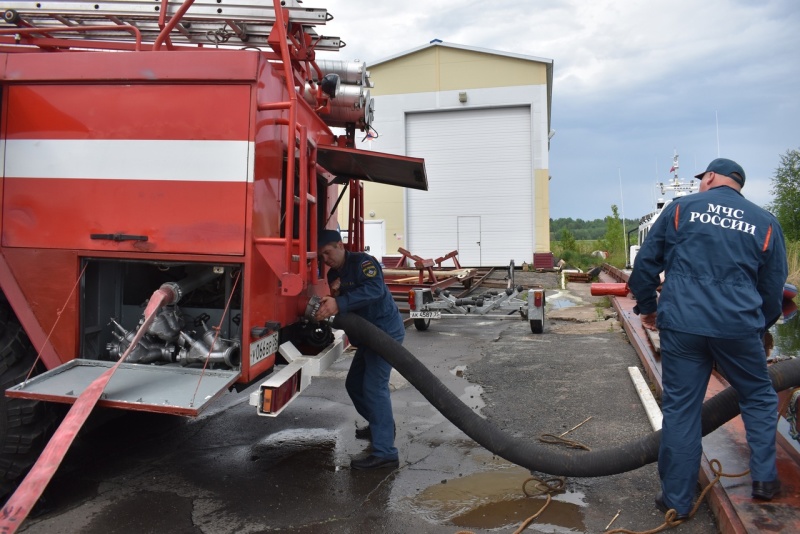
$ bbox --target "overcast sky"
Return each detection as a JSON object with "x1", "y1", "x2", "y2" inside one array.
[{"x1": 319, "y1": 0, "x2": 799, "y2": 221}]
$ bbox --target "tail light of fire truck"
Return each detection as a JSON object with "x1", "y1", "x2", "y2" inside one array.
[
  {"x1": 249, "y1": 330, "x2": 344, "y2": 416},
  {"x1": 252, "y1": 361, "x2": 305, "y2": 416}
]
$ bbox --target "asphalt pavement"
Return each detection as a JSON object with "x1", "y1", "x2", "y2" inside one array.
[{"x1": 17, "y1": 276, "x2": 719, "y2": 534}]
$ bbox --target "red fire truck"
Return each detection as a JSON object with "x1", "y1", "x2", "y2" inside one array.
[{"x1": 0, "y1": 0, "x2": 427, "y2": 497}]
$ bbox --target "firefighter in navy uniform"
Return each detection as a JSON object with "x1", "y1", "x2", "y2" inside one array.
[
  {"x1": 314, "y1": 229, "x2": 404, "y2": 470},
  {"x1": 628, "y1": 158, "x2": 788, "y2": 520}
]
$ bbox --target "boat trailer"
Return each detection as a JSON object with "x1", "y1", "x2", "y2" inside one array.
[
  {"x1": 407, "y1": 283, "x2": 546, "y2": 334},
  {"x1": 383, "y1": 247, "x2": 477, "y2": 297}
]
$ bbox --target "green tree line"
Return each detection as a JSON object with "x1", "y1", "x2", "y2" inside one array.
[
  {"x1": 769, "y1": 146, "x2": 800, "y2": 286},
  {"x1": 550, "y1": 216, "x2": 639, "y2": 242},
  {"x1": 550, "y1": 205, "x2": 635, "y2": 269},
  {"x1": 769, "y1": 147, "x2": 800, "y2": 243},
  {"x1": 550, "y1": 147, "x2": 799, "y2": 276}
]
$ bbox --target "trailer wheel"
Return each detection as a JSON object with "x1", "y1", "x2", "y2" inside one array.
[
  {"x1": 0, "y1": 300, "x2": 60, "y2": 499},
  {"x1": 413, "y1": 318, "x2": 431, "y2": 331},
  {"x1": 530, "y1": 319, "x2": 544, "y2": 334}
]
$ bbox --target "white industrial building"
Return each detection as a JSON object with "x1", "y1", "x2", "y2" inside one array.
[{"x1": 349, "y1": 40, "x2": 554, "y2": 268}]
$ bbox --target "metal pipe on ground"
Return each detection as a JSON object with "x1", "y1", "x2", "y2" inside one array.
[{"x1": 591, "y1": 283, "x2": 629, "y2": 297}]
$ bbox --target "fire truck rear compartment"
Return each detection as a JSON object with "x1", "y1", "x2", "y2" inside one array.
[
  {"x1": 6, "y1": 259, "x2": 244, "y2": 415},
  {"x1": 81, "y1": 259, "x2": 242, "y2": 365}
]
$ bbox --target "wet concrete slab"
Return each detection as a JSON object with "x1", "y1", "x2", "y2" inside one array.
[{"x1": 18, "y1": 279, "x2": 720, "y2": 534}]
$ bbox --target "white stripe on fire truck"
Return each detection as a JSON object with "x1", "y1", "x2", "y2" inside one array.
[{"x1": 4, "y1": 139, "x2": 254, "y2": 182}]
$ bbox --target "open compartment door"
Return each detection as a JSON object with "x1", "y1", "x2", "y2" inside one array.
[
  {"x1": 6, "y1": 360, "x2": 240, "y2": 417},
  {"x1": 317, "y1": 145, "x2": 428, "y2": 191}
]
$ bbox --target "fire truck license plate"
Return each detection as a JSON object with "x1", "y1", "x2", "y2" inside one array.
[
  {"x1": 250, "y1": 332, "x2": 279, "y2": 366},
  {"x1": 410, "y1": 311, "x2": 441, "y2": 319}
]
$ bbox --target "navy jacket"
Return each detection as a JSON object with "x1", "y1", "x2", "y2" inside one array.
[
  {"x1": 328, "y1": 250, "x2": 405, "y2": 343},
  {"x1": 628, "y1": 185, "x2": 787, "y2": 338}
]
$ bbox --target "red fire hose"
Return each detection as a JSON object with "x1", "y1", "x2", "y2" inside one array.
[{"x1": 0, "y1": 288, "x2": 171, "y2": 533}]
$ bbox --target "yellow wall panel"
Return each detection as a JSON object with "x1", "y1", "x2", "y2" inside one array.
[
  {"x1": 364, "y1": 182, "x2": 406, "y2": 254},
  {"x1": 534, "y1": 169, "x2": 551, "y2": 252},
  {"x1": 372, "y1": 47, "x2": 548, "y2": 95}
]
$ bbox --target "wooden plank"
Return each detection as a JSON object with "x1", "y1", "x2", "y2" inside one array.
[{"x1": 645, "y1": 329, "x2": 661, "y2": 355}]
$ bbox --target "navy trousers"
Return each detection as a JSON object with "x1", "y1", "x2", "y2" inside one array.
[
  {"x1": 345, "y1": 337, "x2": 402, "y2": 460},
  {"x1": 659, "y1": 329, "x2": 778, "y2": 514}
]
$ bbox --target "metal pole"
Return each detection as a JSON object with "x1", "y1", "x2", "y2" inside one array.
[{"x1": 619, "y1": 169, "x2": 628, "y2": 266}]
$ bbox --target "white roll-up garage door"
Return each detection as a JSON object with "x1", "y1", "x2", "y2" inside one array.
[{"x1": 406, "y1": 107, "x2": 533, "y2": 267}]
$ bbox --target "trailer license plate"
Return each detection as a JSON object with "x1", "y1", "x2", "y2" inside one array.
[
  {"x1": 410, "y1": 311, "x2": 441, "y2": 319},
  {"x1": 250, "y1": 332, "x2": 279, "y2": 366}
]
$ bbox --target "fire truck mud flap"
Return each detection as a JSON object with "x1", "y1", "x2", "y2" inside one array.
[{"x1": 5, "y1": 360, "x2": 240, "y2": 417}]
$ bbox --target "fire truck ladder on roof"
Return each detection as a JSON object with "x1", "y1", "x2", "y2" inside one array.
[{"x1": 0, "y1": 0, "x2": 342, "y2": 50}]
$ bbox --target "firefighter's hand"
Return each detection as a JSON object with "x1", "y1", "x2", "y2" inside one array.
[
  {"x1": 315, "y1": 296, "x2": 339, "y2": 321},
  {"x1": 640, "y1": 312, "x2": 657, "y2": 331}
]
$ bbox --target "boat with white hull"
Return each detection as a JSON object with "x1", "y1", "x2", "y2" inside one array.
[{"x1": 629, "y1": 151, "x2": 699, "y2": 266}]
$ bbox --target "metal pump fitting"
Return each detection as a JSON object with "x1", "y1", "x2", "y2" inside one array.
[
  {"x1": 303, "y1": 295, "x2": 324, "y2": 323},
  {"x1": 107, "y1": 318, "x2": 175, "y2": 364},
  {"x1": 176, "y1": 331, "x2": 240, "y2": 368},
  {"x1": 147, "y1": 305, "x2": 183, "y2": 343}
]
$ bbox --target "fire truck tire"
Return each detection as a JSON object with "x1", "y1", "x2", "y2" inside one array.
[
  {"x1": 413, "y1": 318, "x2": 430, "y2": 331},
  {"x1": 530, "y1": 319, "x2": 544, "y2": 334},
  {"x1": 333, "y1": 312, "x2": 800, "y2": 477},
  {"x1": 0, "y1": 301, "x2": 60, "y2": 500}
]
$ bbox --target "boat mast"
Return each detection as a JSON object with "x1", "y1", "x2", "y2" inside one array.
[{"x1": 657, "y1": 151, "x2": 698, "y2": 198}]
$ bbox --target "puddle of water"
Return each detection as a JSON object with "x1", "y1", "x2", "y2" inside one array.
[
  {"x1": 452, "y1": 496, "x2": 584, "y2": 531},
  {"x1": 547, "y1": 290, "x2": 580, "y2": 310},
  {"x1": 244, "y1": 428, "x2": 338, "y2": 471},
  {"x1": 461, "y1": 384, "x2": 485, "y2": 414},
  {"x1": 550, "y1": 299, "x2": 578, "y2": 310},
  {"x1": 450, "y1": 366, "x2": 486, "y2": 414},
  {"x1": 410, "y1": 464, "x2": 585, "y2": 531},
  {"x1": 83, "y1": 490, "x2": 197, "y2": 533},
  {"x1": 451, "y1": 365, "x2": 466, "y2": 378}
]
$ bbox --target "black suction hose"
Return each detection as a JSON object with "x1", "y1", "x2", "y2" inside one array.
[{"x1": 332, "y1": 313, "x2": 800, "y2": 477}]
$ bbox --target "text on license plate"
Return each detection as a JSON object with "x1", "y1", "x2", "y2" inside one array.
[
  {"x1": 410, "y1": 311, "x2": 441, "y2": 319},
  {"x1": 250, "y1": 332, "x2": 279, "y2": 366}
]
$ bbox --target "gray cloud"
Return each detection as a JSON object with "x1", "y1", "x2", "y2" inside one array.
[{"x1": 322, "y1": 0, "x2": 800, "y2": 219}]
